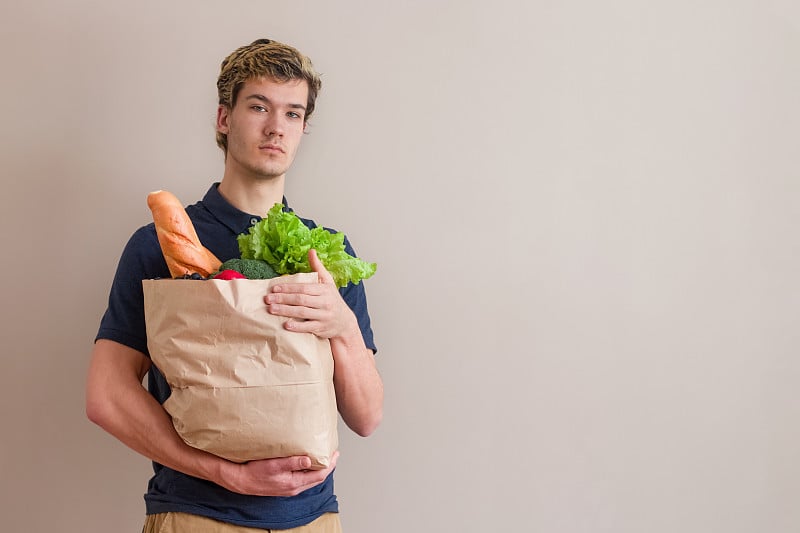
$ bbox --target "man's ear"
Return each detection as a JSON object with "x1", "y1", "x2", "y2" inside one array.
[{"x1": 216, "y1": 105, "x2": 230, "y2": 134}]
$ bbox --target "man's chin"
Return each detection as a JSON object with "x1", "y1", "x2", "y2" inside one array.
[{"x1": 247, "y1": 167, "x2": 287, "y2": 181}]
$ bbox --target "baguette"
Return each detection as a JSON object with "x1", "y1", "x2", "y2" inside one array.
[{"x1": 147, "y1": 190, "x2": 222, "y2": 278}]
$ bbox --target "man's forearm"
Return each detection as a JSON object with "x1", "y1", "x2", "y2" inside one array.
[
  {"x1": 331, "y1": 322, "x2": 384, "y2": 437},
  {"x1": 86, "y1": 340, "x2": 229, "y2": 486},
  {"x1": 86, "y1": 339, "x2": 336, "y2": 497}
]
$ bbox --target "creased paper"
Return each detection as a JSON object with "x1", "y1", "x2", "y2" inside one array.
[{"x1": 143, "y1": 273, "x2": 337, "y2": 468}]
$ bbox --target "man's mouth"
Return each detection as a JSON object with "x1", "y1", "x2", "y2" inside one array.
[{"x1": 260, "y1": 144, "x2": 285, "y2": 153}]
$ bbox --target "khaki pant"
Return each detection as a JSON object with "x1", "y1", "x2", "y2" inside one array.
[{"x1": 142, "y1": 511, "x2": 342, "y2": 533}]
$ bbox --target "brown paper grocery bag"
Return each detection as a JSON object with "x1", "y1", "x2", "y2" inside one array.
[{"x1": 142, "y1": 273, "x2": 337, "y2": 469}]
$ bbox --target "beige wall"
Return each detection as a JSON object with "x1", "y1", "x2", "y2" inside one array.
[{"x1": 2, "y1": 1, "x2": 799, "y2": 531}]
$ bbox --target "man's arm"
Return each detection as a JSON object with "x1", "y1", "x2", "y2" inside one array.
[
  {"x1": 266, "y1": 249, "x2": 384, "y2": 436},
  {"x1": 85, "y1": 339, "x2": 337, "y2": 496},
  {"x1": 329, "y1": 324, "x2": 384, "y2": 437}
]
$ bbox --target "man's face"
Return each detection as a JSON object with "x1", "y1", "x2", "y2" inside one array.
[{"x1": 216, "y1": 77, "x2": 309, "y2": 181}]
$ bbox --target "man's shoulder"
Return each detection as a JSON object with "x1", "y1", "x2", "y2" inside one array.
[
  {"x1": 124, "y1": 222, "x2": 159, "y2": 259},
  {"x1": 117, "y1": 222, "x2": 169, "y2": 279}
]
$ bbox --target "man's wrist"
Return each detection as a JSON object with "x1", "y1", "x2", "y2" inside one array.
[
  {"x1": 332, "y1": 311, "x2": 365, "y2": 350},
  {"x1": 213, "y1": 457, "x2": 241, "y2": 493}
]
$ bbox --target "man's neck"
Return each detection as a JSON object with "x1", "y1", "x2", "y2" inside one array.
[{"x1": 217, "y1": 174, "x2": 286, "y2": 216}]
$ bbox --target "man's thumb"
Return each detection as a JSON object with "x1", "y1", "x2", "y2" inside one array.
[
  {"x1": 286, "y1": 456, "x2": 312, "y2": 471},
  {"x1": 308, "y1": 248, "x2": 334, "y2": 284}
]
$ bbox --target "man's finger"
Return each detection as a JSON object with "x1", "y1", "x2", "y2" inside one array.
[
  {"x1": 278, "y1": 455, "x2": 312, "y2": 472},
  {"x1": 308, "y1": 249, "x2": 335, "y2": 285},
  {"x1": 268, "y1": 282, "x2": 324, "y2": 295},
  {"x1": 294, "y1": 451, "x2": 339, "y2": 479}
]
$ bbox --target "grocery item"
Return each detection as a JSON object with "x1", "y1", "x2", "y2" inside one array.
[{"x1": 147, "y1": 190, "x2": 222, "y2": 278}]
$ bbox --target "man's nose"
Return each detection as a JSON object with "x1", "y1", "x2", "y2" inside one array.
[{"x1": 264, "y1": 114, "x2": 284, "y2": 136}]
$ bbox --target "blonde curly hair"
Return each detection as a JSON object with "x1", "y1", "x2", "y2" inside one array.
[{"x1": 216, "y1": 39, "x2": 322, "y2": 153}]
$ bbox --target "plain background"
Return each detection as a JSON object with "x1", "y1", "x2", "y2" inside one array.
[{"x1": 1, "y1": 1, "x2": 799, "y2": 531}]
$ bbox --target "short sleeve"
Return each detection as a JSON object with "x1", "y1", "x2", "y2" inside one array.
[
  {"x1": 95, "y1": 224, "x2": 170, "y2": 356},
  {"x1": 339, "y1": 235, "x2": 377, "y2": 354}
]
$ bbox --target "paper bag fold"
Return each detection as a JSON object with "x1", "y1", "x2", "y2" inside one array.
[{"x1": 143, "y1": 273, "x2": 337, "y2": 468}]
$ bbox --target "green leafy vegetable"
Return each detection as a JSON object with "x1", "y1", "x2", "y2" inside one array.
[{"x1": 237, "y1": 204, "x2": 377, "y2": 288}]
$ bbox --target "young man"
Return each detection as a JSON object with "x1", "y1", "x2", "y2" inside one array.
[{"x1": 86, "y1": 39, "x2": 383, "y2": 532}]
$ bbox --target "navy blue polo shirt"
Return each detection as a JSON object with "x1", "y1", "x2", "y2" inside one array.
[{"x1": 96, "y1": 183, "x2": 376, "y2": 529}]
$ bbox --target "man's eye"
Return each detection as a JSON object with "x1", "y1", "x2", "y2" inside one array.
[
  {"x1": 287, "y1": 112, "x2": 302, "y2": 119},
  {"x1": 252, "y1": 105, "x2": 267, "y2": 112}
]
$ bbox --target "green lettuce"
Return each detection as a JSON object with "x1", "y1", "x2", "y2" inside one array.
[{"x1": 237, "y1": 203, "x2": 377, "y2": 288}]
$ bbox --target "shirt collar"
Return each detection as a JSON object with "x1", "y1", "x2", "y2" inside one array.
[{"x1": 201, "y1": 182, "x2": 291, "y2": 235}]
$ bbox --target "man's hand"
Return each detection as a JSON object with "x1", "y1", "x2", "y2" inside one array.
[
  {"x1": 265, "y1": 248, "x2": 384, "y2": 437},
  {"x1": 265, "y1": 249, "x2": 357, "y2": 339},
  {"x1": 87, "y1": 340, "x2": 339, "y2": 497},
  {"x1": 221, "y1": 451, "x2": 339, "y2": 497}
]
